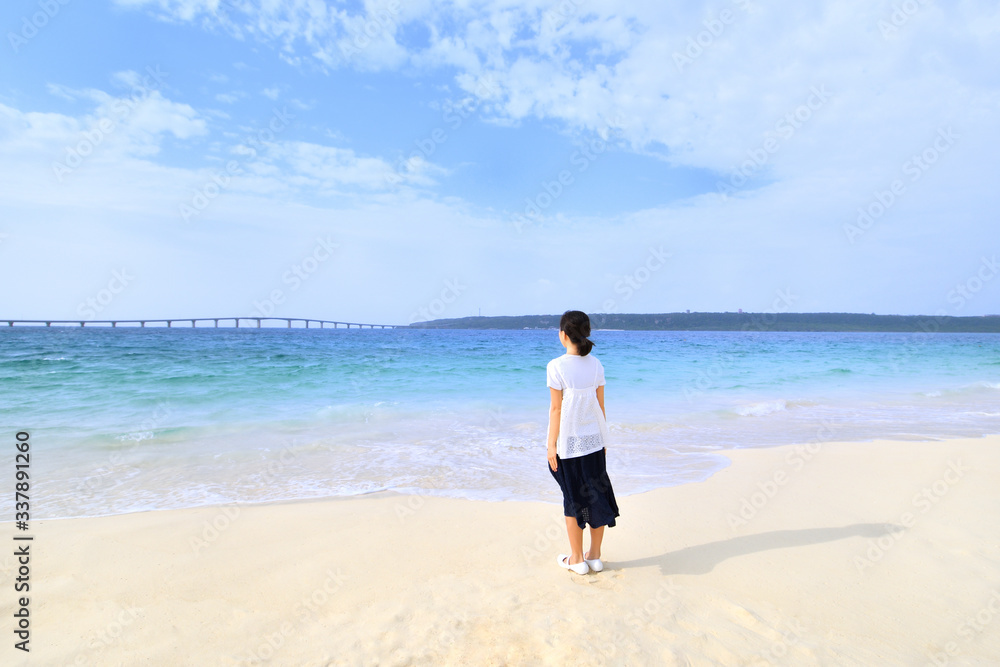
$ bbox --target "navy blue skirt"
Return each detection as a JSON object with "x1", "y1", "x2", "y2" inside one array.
[{"x1": 549, "y1": 447, "x2": 620, "y2": 529}]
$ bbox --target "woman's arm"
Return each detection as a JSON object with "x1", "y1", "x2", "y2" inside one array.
[
  {"x1": 547, "y1": 387, "x2": 562, "y2": 472},
  {"x1": 597, "y1": 384, "x2": 606, "y2": 452}
]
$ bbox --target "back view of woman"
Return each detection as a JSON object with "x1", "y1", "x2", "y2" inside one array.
[{"x1": 546, "y1": 310, "x2": 620, "y2": 575}]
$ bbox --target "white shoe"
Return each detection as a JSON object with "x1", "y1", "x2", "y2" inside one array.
[
  {"x1": 584, "y1": 553, "x2": 604, "y2": 572},
  {"x1": 556, "y1": 554, "x2": 590, "y2": 575}
]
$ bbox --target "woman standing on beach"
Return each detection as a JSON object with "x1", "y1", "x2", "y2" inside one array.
[{"x1": 546, "y1": 310, "x2": 620, "y2": 575}]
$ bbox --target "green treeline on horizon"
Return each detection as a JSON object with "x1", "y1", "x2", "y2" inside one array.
[{"x1": 407, "y1": 312, "x2": 1000, "y2": 333}]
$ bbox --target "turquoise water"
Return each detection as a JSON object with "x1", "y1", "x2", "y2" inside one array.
[{"x1": 2, "y1": 327, "x2": 998, "y2": 519}]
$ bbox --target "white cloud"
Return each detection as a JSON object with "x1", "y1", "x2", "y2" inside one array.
[
  {"x1": 115, "y1": 0, "x2": 411, "y2": 71},
  {"x1": 5, "y1": 1, "x2": 998, "y2": 321},
  {"x1": 261, "y1": 87, "x2": 280, "y2": 100},
  {"x1": 263, "y1": 140, "x2": 446, "y2": 193},
  {"x1": 111, "y1": 0, "x2": 1000, "y2": 187},
  {"x1": 0, "y1": 78, "x2": 445, "y2": 219},
  {"x1": 12, "y1": 79, "x2": 207, "y2": 166},
  {"x1": 214, "y1": 92, "x2": 244, "y2": 104}
]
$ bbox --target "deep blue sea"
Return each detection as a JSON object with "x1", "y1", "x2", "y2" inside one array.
[{"x1": 2, "y1": 327, "x2": 998, "y2": 519}]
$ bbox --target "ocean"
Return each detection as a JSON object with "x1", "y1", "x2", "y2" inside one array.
[{"x1": 2, "y1": 326, "x2": 998, "y2": 519}]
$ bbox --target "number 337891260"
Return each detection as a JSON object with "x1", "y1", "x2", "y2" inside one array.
[{"x1": 15, "y1": 431, "x2": 30, "y2": 519}]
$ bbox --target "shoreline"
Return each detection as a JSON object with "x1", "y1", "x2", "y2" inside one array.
[
  {"x1": 8, "y1": 435, "x2": 1000, "y2": 665},
  {"x1": 17, "y1": 428, "x2": 1000, "y2": 524}
]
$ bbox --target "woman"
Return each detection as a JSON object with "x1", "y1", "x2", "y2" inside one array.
[{"x1": 546, "y1": 310, "x2": 620, "y2": 575}]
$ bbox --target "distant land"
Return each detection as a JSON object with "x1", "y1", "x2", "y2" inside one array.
[{"x1": 407, "y1": 312, "x2": 1000, "y2": 333}]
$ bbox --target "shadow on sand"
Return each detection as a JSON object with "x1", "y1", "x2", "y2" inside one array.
[{"x1": 613, "y1": 523, "x2": 904, "y2": 575}]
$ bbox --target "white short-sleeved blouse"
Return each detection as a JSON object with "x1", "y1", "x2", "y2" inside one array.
[{"x1": 546, "y1": 353, "x2": 609, "y2": 459}]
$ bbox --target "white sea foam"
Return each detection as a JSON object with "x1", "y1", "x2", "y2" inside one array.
[
  {"x1": 734, "y1": 399, "x2": 788, "y2": 417},
  {"x1": 922, "y1": 381, "x2": 1000, "y2": 398},
  {"x1": 11, "y1": 327, "x2": 1000, "y2": 520},
  {"x1": 115, "y1": 431, "x2": 155, "y2": 442}
]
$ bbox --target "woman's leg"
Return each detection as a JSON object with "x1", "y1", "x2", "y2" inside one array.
[
  {"x1": 586, "y1": 525, "x2": 605, "y2": 560},
  {"x1": 564, "y1": 516, "x2": 585, "y2": 565}
]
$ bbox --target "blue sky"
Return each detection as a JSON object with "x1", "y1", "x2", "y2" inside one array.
[{"x1": 1, "y1": 0, "x2": 998, "y2": 324}]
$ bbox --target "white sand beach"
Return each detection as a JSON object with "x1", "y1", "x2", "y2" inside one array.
[{"x1": 8, "y1": 436, "x2": 1000, "y2": 666}]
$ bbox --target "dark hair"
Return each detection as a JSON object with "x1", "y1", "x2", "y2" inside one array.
[{"x1": 560, "y1": 310, "x2": 595, "y2": 356}]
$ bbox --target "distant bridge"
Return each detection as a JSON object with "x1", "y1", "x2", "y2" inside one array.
[{"x1": 2, "y1": 317, "x2": 400, "y2": 329}]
